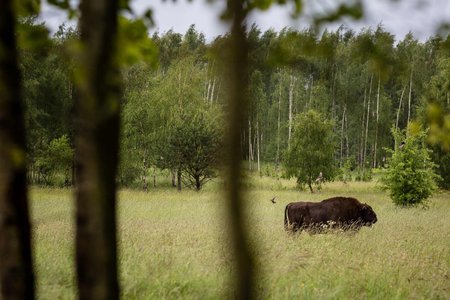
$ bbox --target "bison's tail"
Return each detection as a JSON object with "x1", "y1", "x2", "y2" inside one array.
[{"x1": 284, "y1": 204, "x2": 290, "y2": 230}]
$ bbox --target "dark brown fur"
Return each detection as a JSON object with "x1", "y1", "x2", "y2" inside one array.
[{"x1": 284, "y1": 197, "x2": 377, "y2": 233}]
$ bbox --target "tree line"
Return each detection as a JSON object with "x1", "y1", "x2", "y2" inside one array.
[
  {"x1": 21, "y1": 21, "x2": 450, "y2": 190},
  {"x1": 1, "y1": 0, "x2": 448, "y2": 299}
]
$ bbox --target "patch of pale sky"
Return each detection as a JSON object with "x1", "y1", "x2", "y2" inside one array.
[{"x1": 39, "y1": 0, "x2": 450, "y2": 42}]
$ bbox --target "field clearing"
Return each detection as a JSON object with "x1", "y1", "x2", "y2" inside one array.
[{"x1": 30, "y1": 177, "x2": 450, "y2": 299}]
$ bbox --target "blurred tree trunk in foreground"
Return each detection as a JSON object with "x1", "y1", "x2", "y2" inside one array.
[
  {"x1": 75, "y1": 0, "x2": 121, "y2": 299},
  {"x1": 224, "y1": 0, "x2": 255, "y2": 298},
  {"x1": 0, "y1": 0, "x2": 35, "y2": 298}
]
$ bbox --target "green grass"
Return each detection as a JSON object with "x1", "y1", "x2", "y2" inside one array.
[{"x1": 30, "y1": 177, "x2": 450, "y2": 299}]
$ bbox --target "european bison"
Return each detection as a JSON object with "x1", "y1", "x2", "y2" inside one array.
[{"x1": 284, "y1": 197, "x2": 377, "y2": 232}]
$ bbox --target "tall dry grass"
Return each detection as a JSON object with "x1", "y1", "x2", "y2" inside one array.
[{"x1": 30, "y1": 177, "x2": 450, "y2": 299}]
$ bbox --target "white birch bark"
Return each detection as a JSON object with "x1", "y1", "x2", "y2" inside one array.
[
  {"x1": 276, "y1": 78, "x2": 281, "y2": 170},
  {"x1": 395, "y1": 86, "x2": 406, "y2": 132},
  {"x1": 288, "y1": 75, "x2": 296, "y2": 148},
  {"x1": 340, "y1": 105, "x2": 346, "y2": 167},
  {"x1": 407, "y1": 68, "x2": 413, "y2": 125},
  {"x1": 210, "y1": 78, "x2": 216, "y2": 104},
  {"x1": 360, "y1": 86, "x2": 367, "y2": 169},
  {"x1": 205, "y1": 79, "x2": 211, "y2": 102},
  {"x1": 373, "y1": 76, "x2": 381, "y2": 168},
  {"x1": 256, "y1": 120, "x2": 260, "y2": 173},
  {"x1": 363, "y1": 75, "x2": 373, "y2": 168}
]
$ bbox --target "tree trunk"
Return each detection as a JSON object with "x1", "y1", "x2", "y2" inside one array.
[
  {"x1": 248, "y1": 118, "x2": 253, "y2": 170},
  {"x1": 210, "y1": 78, "x2": 216, "y2": 104},
  {"x1": 288, "y1": 75, "x2": 296, "y2": 148},
  {"x1": 224, "y1": 0, "x2": 255, "y2": 297},
  {"x1": 0, "y1": 2, "x2": 35, "y2": 298},
  {"x1": 363, "y1": 75, "x2": 373, "y2": 169},
  {"x1": 195, "y1": 175, "x2": 201, "y2": 191},
  {"x1": 407, "y1": 68, "x2": 413, "y2": 125},
  {"x1": 142, "y1": 148, "x2": 148, "y2": 192},
  {"x1": 340, "y1": 106, "x2": 346, "y2": 167},
  {"x1": 308, "y1": 75, "x2": 314, "y2": 109},
  {"x1": 345, "y1": 111, "x2": 349, "y2": 161},
  {"x1": 275, "y1": 78, "x2": 282, "y2": 171},
  {"x1": 256, "y1": 120, "x2": 260, "y2": 173},
  {"x1": 206, "y1": 79, "x2": 211, "y2": 102},
  {"x1": 373, "y1": 76, "x2": 381, "y2": 168},
  {"x1": 75, "y1": 1, "x2": 120, "y2": 299},
  {"x1": 308, "y1": 180, "x2": 314, "y2": 193},
  {"x1": 177, "y1": 168, "x2": 182, "y2": 191},
  {"x1": 359, "y1": 85, "x2": 367, "y2": 169},
  {"x1": 171, "y1": 170, "x2": 176, "y2": 187},
  {"x1": 395, "y1": 85, "x2": 406, "y2": 132},
  {"x1": 331, "y1": 70, "x2": 337, "y2": 119}
]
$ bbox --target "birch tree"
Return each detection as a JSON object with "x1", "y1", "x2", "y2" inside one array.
[{"x1": 284, "y1": 110, "x2": 337, "y2": 192}]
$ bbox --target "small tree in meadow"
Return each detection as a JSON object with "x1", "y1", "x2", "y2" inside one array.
[
  {"x1": 36, "y1": 135, "x2": 73, "y2": 185},
  {"x1": 381, "y1": 127, "x2": 440, "y2": 207},
  {"x1": 157, "y1": 112, "x2": 222, "y2": 191},
  {"x1": 284, "y1": 110, "x2": 337, "y2": 192}
]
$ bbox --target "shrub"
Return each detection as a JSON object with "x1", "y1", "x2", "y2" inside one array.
[
  {"x1": 157, "y1": 112, "x2": 222, "y2": 190},
  {"x1": 338, "y1": 159, "x2": 353, "y2": 183},
  {"x1": 284, "y1": 110, "x2": 337, "y2": 192},
  {"x1": 381, "y1": 128, "x2": 440, "y2": 207}
]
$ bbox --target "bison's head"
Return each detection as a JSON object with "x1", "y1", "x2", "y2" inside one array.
[{"x1": 361, "y1": 204, "x2": 377, "y2": 226}]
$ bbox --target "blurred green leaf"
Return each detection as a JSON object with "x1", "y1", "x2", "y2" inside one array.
[
  {"x1": 314, "y1": 2, "x2": 363, "y2": 27},
  {"x1": 15, "y1": 0, "x2": 40, "y2": 16},
  {"x1": 117, "y1": 17, "x2": 159, "y2": 68},
  {"x1": 17, "y1": 19, "x2": 51, "y2": 54}
]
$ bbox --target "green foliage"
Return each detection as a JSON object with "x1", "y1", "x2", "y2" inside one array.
[
  {"x1": 381, "y1": 128, "x2": 440, "y2": 207},
  {"x1": 431, "y1": 146, "x2": 450, "y2": 190},
  {"x1": 15, "y1": 0, "x2": 40, "y2": 16},
  {"x1": 17, "y1": 17, "x2": 51, "y2": 54},
  {"x1": 157, "y1": 113, "x2": 222, "y2": 190},
  {"x1": 117, "y1": 17, "x2": 159, "y2": 67},
  {"x1": 355, "y1": 169, "x2": 372, "y2": 182},
  {"x1": 35, "y1": 135, "x2": 73, "y2": 185},
  {"x1": 18, "y1": 17, "x2": 450, "y2": 189},
  {"x1": 338, "y1": 159, "x2": 353, "y2": 183},
  {"x1": 284, "y1": 110, "x2": 337, "y2": 192},
  {"x1": 313, "y1": 2, "x2": 363, "y2": 27},
  {"x1": 423, "y1": 58, "x2": 450, "y2": 150}
]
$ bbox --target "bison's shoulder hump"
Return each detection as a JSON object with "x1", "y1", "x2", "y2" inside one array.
[{"x1": 322, "y1": 196, "x2": 362, "y2": 205}]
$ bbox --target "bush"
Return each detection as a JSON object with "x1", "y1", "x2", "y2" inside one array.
[
  {"x1": 157, "y1": 113, "x2": 222, "y2": 190},
  {"x1": 284, "y1": 110, "x2": 337, "y2": 193},
  {"x1": 35, "y1": 135, "x2": 73, "y2": 186},
  {"x1": 381, "y1": 128, "x2": 440, "y2": 207},
  {"x1": 337, "y1": 159, "x2": 353, "y2": 183}
]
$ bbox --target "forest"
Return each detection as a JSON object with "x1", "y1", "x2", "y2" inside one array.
[
  {"x1": 1, "y1": 1, "x2": 450, "y2": 299},
  {"x1": 21, "y1": 19, "x2": 450, "y2": 190}
]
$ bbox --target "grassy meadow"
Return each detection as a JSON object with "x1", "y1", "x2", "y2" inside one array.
[{"x1": 31, "y1": 176, "x2": 450, "y2": 299}]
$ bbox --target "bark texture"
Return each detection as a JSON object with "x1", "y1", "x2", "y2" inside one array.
[
  {"x1": 224, "y1": 0, "x2": 255, "y2": 298},
  {"x1": 0, "y1": 1, "x2": 35, "y2": 298},
  {"x1": 75, "y1": 1, "x2": 121, "y2": 299}
]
